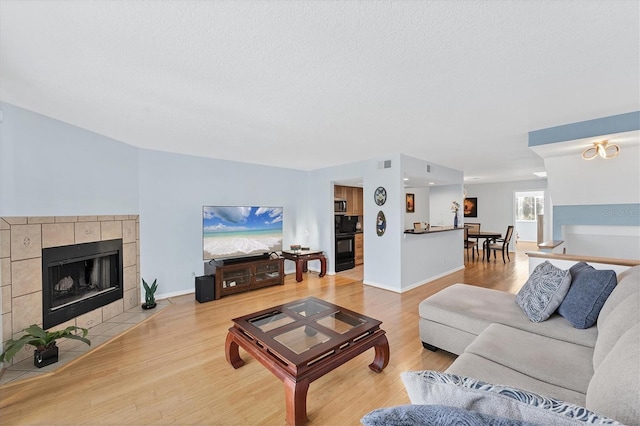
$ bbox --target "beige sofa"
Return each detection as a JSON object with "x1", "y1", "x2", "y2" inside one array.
[{"x1": 415, "y1": 263, "x2": 639, "y2": 425}]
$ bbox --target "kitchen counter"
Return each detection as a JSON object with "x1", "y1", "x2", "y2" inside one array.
[{"x1": 404, "y1": 226, "x2": 463, "y2": 234}]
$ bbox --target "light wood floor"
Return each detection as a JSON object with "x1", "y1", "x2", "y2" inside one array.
[{"x1": 0, "y1": 244, "x2": 535, "y2": 425}]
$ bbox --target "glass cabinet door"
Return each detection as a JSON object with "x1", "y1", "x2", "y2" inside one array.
[
  {"x1": 222, "y1": 267, "x2": 251, "y2": 289},
  {"x1": 254, "y1": 263, "x2": 281, "y2": 282}
]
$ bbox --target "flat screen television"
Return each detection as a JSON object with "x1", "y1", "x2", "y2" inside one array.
[{"x1": 203, "y1": 206, "x2": 283, "y2": 261}]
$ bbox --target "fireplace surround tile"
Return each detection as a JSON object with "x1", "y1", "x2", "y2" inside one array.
[
  {"x1": 2, "y1": 312, "x2": 11, "y2": 343},
  {"x1": 55, "y1": 216, "x2": 78, "y2": 223},
  {"x1": 101, "y1": 221, "x2": 122, "y2": 240},
  {"x1": 74, "y1": 221, "x2": 100, "y2": 244},
  {"x1": 102, "y1": 299, "x2": 124, "y2": 322},
  {"x1": 4, "y1": 217, "x2": 27, "y2": 225},
  {"x1": 28, "y1": 216, "x2": 55, "y2": 224},
  {"x1": 12, "y1": 291, "x2": 42, "y2": 335},
  {"x1": 1, "y1": 284, "x2": 11, "y2": 314},
  {"x1": 11, "y1": 258, "x2": 41, "y2": 297},
  {"x1": 123, "y1": 220, "x2": 136, "y2": 243},
  {"x1": 0, "y1": 230, "x2": 10, "y2": 258},
  {"x1": 123, "y1": 242, "x2": 136, "y2": 267},
  {"x1": 42, "y1": 222, "x2": 75, "y2": 248},
  {"x1": 77, "y1": 215, "x2": 98, "y2": 222},
  {"x1": 76, "y1": 309, "x2": 103, "y2": 330},
  {"x1": 98, "y1": 215, "x2": 115, "y2": 221},
  {"x1": 10, "y1": 224, "x2": 42, "y2": 261},
  {"x1": 1, "y1": 257, "x2": 11, "y2": 285},
  {"x1": 123, "y1": 265, "x2": 137, "y2": 292}
]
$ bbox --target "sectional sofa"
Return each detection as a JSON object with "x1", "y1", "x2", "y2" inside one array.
[{"x1": 363, "y1": 256, "x2": 639, "y2": 425}]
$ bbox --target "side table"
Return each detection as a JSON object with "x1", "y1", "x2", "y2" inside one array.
[{"x1": 281, "y1": 250, "x2": 327, "y2": 282}]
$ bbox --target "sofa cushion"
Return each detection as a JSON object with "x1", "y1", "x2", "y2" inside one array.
[
  {"x1": 592, "y1": 295, "x2": 640, "y2": 369},
  {"x1": 587, "y1": 324, "x2": 640, "y2": 426},
  {"x1": 558, "y1": 263, "x2": 617, "y2": 329},
  {"x1": 516, "y1": 261, "x2": 571, "y2": 322},
  {"x1": 419, "y1": 284, "x2": 598, "y2": 349},
  {"x1": 462, "y1": 323, "x2": 594, "y2": 394},
  {"x1": 447, "y1": 352, "x2": 587, "y2": 405},
  {"x1": 361, "y1": 404, "x2": 538, "y2": 426},
  {"x1": 597, "y1": 265, "x2": 639, "y2": 328},
  {"x1": 401, "y1": 371, "x2": 621, "y2": 425}
]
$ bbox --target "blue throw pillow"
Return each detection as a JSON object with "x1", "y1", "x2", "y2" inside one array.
[
  {"x1": 361, "y1": 404, "x2": 538, "y2": 426},
  {"x1": 558, "y1": 262, "x2": 617, "y2": 329}
]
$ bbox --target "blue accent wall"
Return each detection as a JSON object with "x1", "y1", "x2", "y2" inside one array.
[
  {"x1": 553, "y1": 204, "x2": 640, "y2": 240},
  {"x1": 528, "y1": 111, "x2": 640, "y2": 147}
]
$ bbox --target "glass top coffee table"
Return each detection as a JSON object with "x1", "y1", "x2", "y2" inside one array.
[{"x1": 225, "y1": 297, "x2": 389, "y2": 425}]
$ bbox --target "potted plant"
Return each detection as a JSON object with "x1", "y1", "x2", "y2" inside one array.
[
  {"x1": 142, "y1": 278, "x2": 158, "y2": 309},
  {"x1": 0, "y1": 324, "x2": 90, "y2": 368}
]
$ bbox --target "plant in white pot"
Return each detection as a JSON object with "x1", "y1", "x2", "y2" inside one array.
[
  {"x1": 0, "y1": 324, "x2": 90, "y2": 368},
  {"x1": 142, "y1": 278, "x2": 158, "y2": 309}
]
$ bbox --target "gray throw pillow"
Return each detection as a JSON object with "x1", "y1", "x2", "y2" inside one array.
[
  {"x1": 516, "y1": 261, "x2": 571, "y2": 322},
  {"x1": 361, "y1": 404, "x2": 538, "y2": 426},
  {"x1": 558, "y1": 262, "x2": 617, "y2": 329}
]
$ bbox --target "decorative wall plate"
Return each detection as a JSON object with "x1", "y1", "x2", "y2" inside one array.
[
  {"x1": 374, "y1": 187, "x2": 387, "y2": 206},
  {"x1": 376, "y1": 210, "x2": 386, "y2": 236}
]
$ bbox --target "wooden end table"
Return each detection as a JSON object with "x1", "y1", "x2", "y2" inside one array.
[
  {"x1": 225, "y1": 297, "x2": 389, "y2": 425},
  {"x1": 281, "y1": 250, "x2": 327, "y2": 282}
]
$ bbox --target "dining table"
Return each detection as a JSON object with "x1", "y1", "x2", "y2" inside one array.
[{"x1": 467, "y1": 230, "x2": 502, "y2": 262}]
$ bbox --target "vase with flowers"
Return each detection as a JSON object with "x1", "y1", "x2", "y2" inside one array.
[{"x1": 451, "y1": 201, "x2": 460, "y2": 228}]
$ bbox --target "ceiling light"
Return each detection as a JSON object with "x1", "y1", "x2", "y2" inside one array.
[
  {"x1": 429, "y1": 182, "x2": 435, "y2": 185},
  {"x1": 582, "y1": 140, "x2": 620, "y2": 160},
  {"x1": 533, "y1": 171, "x2": 547, "y2": 177}
]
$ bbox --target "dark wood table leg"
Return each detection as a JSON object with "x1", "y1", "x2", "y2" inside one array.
[
  {"x1": 302, "y1": 260, "x2": 309, "y2": 273},
  {"x1": 225, "y1": 332, "x2": 245, "y2": 369},
  {"x1": 295, "y1": 259, "x2": 304, "y2": 282},
  {"x1": 368, "y1": 334, "x2": 390, "y2": 373},
  {"x1": 319, "y1": 256, "x2": 326, "y2": 277},
  {"x1": 283, "y1": 376, "x2": 310, "y2": 425}
]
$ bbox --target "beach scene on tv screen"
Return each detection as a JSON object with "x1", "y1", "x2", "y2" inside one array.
[{"x1": 203, "y1": 206, "x2": 283, "y2": 260}]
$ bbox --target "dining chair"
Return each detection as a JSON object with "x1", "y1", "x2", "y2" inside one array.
[
  {"x1": 465, "y1": 222, "x2": 480, "y2": 256},
  {"x1": 487, "y1": 225, "x2": 514, "y2": 263},
  {"x1": 463, "y1": 226, "x2": 477, "y2": 261}
]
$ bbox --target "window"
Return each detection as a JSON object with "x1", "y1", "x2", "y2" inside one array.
[{"x1": 516, "y1": 194, "x2": 544, "y2": 221}]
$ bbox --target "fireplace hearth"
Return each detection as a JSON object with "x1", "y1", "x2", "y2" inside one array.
[{"x1": 42, "y1": 239, "x2": 124, "y2": 329}]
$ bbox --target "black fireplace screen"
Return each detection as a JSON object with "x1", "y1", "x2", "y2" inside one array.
[{"x1": 42, "y1": 239, "x2": 123, "y2": 329}]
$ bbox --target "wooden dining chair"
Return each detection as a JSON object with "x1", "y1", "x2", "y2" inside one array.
[
  {"x1": 463, "y1": 226, "x2": 477, "y2": 261},
  {"x1": 487, "y1": 225, "x2": 514, "y2": 263},
  {"x1": 465, "y1": 222, "x2": 480, "y2": 256}
]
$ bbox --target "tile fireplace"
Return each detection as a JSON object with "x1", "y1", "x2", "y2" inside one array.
[{"x1": 0, "y1": 215, "x2": 140, "y2": 365}]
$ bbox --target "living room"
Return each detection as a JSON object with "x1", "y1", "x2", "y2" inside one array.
[{"x1": 1, "y1": 1, "x2": 639, "y2": 425}]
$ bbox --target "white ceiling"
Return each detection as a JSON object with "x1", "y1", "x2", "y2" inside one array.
[{"x1": 1, "y1": 1, "x2": 638, "y2": 183}]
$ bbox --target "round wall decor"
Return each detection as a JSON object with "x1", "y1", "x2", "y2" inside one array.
[
  {"x1": 376, "y1": 210, "x2": 386, "y2": 236},
  {"x1": 374, "y1": 186, "x2": 387, "y2": 206}
]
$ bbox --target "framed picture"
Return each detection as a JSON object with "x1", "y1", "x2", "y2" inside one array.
[
  {"x1": 464, "y1": 197, "x2": 477, "y2": 217},
  {"x1": 406, "y1": 193, "x2": 415, "y2": 213}
]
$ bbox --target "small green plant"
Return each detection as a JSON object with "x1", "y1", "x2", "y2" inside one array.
[
  {"x1": 142, "y1": 278, "x2": 158, "y2": 307},
  {"x1": 0, "y1": 324, "x2": 90, "y2": 363}
]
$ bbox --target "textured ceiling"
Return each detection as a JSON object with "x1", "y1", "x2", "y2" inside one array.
[{"x1": 1, "y1": 1, "x2": 638, "y2": 183}]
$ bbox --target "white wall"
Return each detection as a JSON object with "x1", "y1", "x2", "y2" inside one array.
[
  {"x1": 404, "y1": 186, "x2": 430, "y2": 229},
  {"x1": 138, "y1": 150, "x2": 307, "y2": 298},
  {"x1": 0, "y1": 102, "x2": 139, "y2": 215},
  {"x1": 544, "y1": 146, "x2": 640, "y2": 206}
]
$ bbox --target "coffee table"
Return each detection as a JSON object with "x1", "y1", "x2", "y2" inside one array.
[{"x1": 225, "y1": 297, "x2": 389, "y2": 425}]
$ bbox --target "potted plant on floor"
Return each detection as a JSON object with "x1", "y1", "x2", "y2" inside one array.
[
  {"x1": 0, "y1": 324, "x2": 90, "y2": 368},
  {"x1": 142, "y1": 278, "x2": 158, "y2": 309}
]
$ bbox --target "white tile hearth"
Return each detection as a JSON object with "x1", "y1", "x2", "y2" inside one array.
[{"x1": 0, "y1": 299, "x2": 170, "y2": 387}]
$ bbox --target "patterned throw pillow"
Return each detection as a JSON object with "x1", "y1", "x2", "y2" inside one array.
[
  {"x1": 516, "y1": 261, "x2": 571, "y2": 322},
  {"x1": 558, "y1": 262, "x2": 617, "y2": 329},
  {"x1": 401, "y1": 370, "x2": 622, "y2": 425},
  {"x1": 361, "y1": 404, "x2": 538, "y2": 426}
]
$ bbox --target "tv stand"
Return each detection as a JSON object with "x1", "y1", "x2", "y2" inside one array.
[{"x1": 214, "y1": 257, "x2": 284, "y2": 299}]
